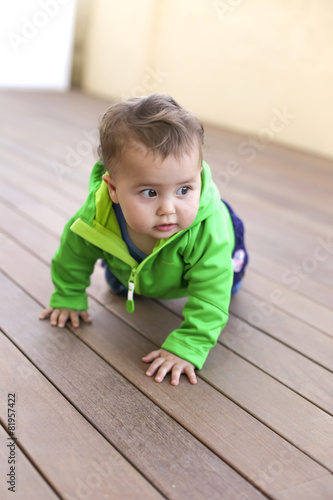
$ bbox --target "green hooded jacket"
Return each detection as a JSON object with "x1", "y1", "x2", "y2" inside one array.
[{"x1": 50, "y1": 160, "x2": 235, "y2": 369}]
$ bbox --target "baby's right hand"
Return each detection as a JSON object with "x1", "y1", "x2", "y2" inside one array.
[{"x1": 39, "y1": 307, "x2": 92, "y2": 329}]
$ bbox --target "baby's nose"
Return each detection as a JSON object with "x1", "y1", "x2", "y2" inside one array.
[{"x1": 157, "y1": 198, "x2": 175, "y2": 216}]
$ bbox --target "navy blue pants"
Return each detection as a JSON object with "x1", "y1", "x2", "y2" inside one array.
[{"x1": 222, "y1": 200, "x2": 249, "y2": 296}]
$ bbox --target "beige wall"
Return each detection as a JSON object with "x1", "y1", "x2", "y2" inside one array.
[{"x1": 75, "y1": 0, "x2": 333, "y2": 160}]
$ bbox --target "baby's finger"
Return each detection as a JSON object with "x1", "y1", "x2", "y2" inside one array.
[
  {"x1": 50, "y1": 309, "x2": 61, "y2": 326},
  {"x1": 170, "y1": 366, "x2": 182, "y2": 386},
  {"x1": 69, "y1": 310, "x2": 80, "y2": 328},
  {"x1": 80, "y1": 311, "x2": 92, "y2": 323},
  {"x1": 142, "y1": 350, "x2": 161, "y2": 363},
  {"x1": 57, "y1": 310, "x2": 70, "y2": 328},
  {"x1": 39, "y1": 307, "x2": 53, "y2": 320},
  {"x1": 145, "y1": 356, "x2": 165, "y2": 377},
  {"x1": 184, "y1": 365, "x2": 197, "y2": 385},
  {"x1": 154, "y1": 360, "x2": 174, "y2": 383}
]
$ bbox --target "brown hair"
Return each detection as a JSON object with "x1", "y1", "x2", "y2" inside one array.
[{"x1": 98, "y1": 93, "x2": 204, "y2": 173}]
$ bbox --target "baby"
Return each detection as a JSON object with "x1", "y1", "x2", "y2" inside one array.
[{"x1": 40, "y1": 94, "x2": 248, "y2": 386}]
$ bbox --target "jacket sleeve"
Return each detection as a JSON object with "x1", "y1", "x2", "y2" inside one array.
[
  {"x1": 50, "y1": 216, "x2": 103, "y2": 310},
  {"x1": 161, "y1": 218, "x2": 234, "y2": 369}
]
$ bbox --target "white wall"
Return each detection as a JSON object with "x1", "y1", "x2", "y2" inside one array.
[{"x1": 1, "y1": 0, "x2": 77, "y2": 90}]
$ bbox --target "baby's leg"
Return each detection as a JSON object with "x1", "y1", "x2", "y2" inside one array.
[
  {"x1": 102, "y1": 261, "x2": 128, "y2": 296},
  {"x1": 221, "y1": 199, "x2": 249, "y2": 297}
]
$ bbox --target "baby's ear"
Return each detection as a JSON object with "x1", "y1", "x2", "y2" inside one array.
[{"x1": 102, "y1": 174, "x2": 119, "y2": 203}]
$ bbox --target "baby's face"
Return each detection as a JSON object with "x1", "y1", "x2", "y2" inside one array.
[{"x1": 105, "y1": 142, "x2": 202, "y2": 246}]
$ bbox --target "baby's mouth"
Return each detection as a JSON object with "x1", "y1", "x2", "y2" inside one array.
[{"x1": 154, "y1": 223, "x2": 176, "y2": 232}]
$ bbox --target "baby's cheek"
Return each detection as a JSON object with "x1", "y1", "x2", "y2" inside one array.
[
  {"x1": 180, "y1": 207, "x2": 199, "y2": 230},
  {"x1": 129, "y1": 214, "x2": 150, "y2": 233}
]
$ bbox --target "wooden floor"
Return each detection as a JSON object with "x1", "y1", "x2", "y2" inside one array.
[{"x1": 0, "y1": 90, "x2": 333, "y2": 500}]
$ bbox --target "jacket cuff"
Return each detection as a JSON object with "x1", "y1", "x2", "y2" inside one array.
[{"x1": 50, "y1": 291, "x2": 88, "y2": 311}]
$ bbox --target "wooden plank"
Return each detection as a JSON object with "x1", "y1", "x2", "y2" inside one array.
[
  {"x1": 0, "y1": 179, "x2": 67, "y2": 238},
  {"x1": 2, "y1": 220, "x2": 333, "y2": 428},
  {"x1": 0, "y1": 182, "x2": 330, "y2": 359},
  {"x1": 0, "y1": 187, "x2": 330, "y2": 377},
  {"x1": 241, "y1": 269, "x2": 333, "y2": 336},
  {"x1": 0, "y1": 90, "x2": 108, "y2": 130},
  {"x1": 1, "y1": 93, "x2": 330, "y2": 244},
  {"x1": 247, "y1": 236, "x2": 331, "y2": 290},
  {"x1": 0, "y1": 143, "x2": 88, "y2": 201},
  {"x1": 158, "y1": 292, "x2": 333, "y2": 374},
  {"x1": 1, "y1": 98, "x2": 327, "y2": 356},
  {"x1": 221, "y1": 315, "x2": 333, "y2": 415},
  {"x1": 205, "y1": 122, "x2": 333, "y2": 179},
  {"x1": 0, "y1": 249, "x2": 331, "y2": 498},
  {"x1": 2, "y1": 89, "x2": 332, "y2": 215},
  {"x1": 1, "y1": 116, "x2": 332, "y2": 296},
  {"x1": 4, "y1": 143, "x2": 331, "y2": 256},
  {"x1": 74, "y1": 304, "x2": 333, "y2": 498},
  {"x1": 1, "y1": 143, "x2": 332, "y2": 305},
  {"x1": 208, "y1": 146, "x2": 333, "y2": 218},
  {"x1": 0, "y1": 425, "x2": 60, "y2": 500},
  {"x1": 222, "y1": 189, "x2": 332, "y2": 265},
  {"x1": 215, "y1": 164, "x2": 333, "y2": 221},
  {"x1": 0, "y1": 333, "x2": 163, "y2": 500},
  {"x1": 2, "y1": 193, "x2": 331, "y2": 401},
  {"x1": 244, "y1": 251, "x2": 333, "y2": 310},
  {"x1": 229, "y1": 290, "x2": 333, "y2": 370},
  {"x1": 277, "y1": 475, "x2": 333, "y2": 500},
  {"x1": 2, "y1": 89, "x2": 333, "y2": 217},
  {"x1": 0, "y1": 165, "x2": 79, "y2": 218},
  {"x1": 1, "y1": 170, "x2": 331, "y2": 357},
  {"x1": 87, "y1": 269, "x2": 333, "y2": 471},
  {"x1": 0, "y1": 91, "x2": 105, "y2": 178},
  {"x1": 200, "y1": 345, "x2": 333, "y2": 467},
  {"x1": 0, "y1": 275, "x2": 266, "y2": 500},
  {"x1": 209, "y1": 179, "x2": 333, "y2": 288},
  {"x1": 243, "y1": 237, "x2": 333, "y2": 290},
  {"x1": 1, "y1": 89, "x2": 333, "y2": 498},
  {"x1": 205, "y1": 140, "x2": 333, "y2": 220},
  {"x1": 2, "y1": 224, "x2": 333, "y2": 467},
  {"x1": 157, "y1": 271, "x2": 333, "y2": 351},
  {"x1": 0, "y1": 200, "x2": 59, "y2": 264}
]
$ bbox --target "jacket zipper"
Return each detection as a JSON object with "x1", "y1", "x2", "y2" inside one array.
[
  {"x1": 126, "y1": 267, "x2": 138, "y2": 313},
  {"x1": 125, "y1": 229, "x2": 188, "y2": 313}
]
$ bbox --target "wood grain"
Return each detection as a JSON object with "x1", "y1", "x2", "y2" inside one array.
[{"x1": 1, "y1": 89, "x2": 333, "y2": 499}]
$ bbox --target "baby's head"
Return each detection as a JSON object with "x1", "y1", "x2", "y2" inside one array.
[
  {"x1": 98, "y1": 93, "x2": 204, "y2": 176},
  {"x1": 99, "y1": 94, "x2": 204, "y2": 249}
]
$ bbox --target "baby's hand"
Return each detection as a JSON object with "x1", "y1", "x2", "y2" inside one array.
[
  {"x1": 39, "y1": 307, "x2": 92, "y2": 329},
  {"x1": 142, "y1": 349, "x2": 197, "y2": 386}
]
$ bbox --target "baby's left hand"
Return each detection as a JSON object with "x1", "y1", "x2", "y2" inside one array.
[{"x1": 142, "y1": 349, "x2": 197, "y2": 386}]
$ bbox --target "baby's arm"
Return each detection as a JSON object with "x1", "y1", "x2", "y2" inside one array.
[
  {"x1": 42, "y1": 214, "x2": 103, "y2": 327},
  {"x1": 142, "y1": 349, "x2": 197, "y2": 386},
  {"x1": 143, "y1": 228, "x2": 233, "y2": 386},
  {"x1": 39, "y1": 307, "x2": 92, "y2": 328}
]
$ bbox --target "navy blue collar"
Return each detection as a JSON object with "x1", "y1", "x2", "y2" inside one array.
[{"x1": 113, "y1": 203, "x2": 147, "y2": 263}]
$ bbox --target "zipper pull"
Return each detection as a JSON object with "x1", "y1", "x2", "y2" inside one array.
[{"x1": 126, "y1": 281, "x2": 135, "y2": 313}]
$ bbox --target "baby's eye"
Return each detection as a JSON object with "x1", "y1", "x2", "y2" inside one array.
[
  {"x1": 177, "y1": 186, "x2": 190, "y2": 196},
  {"x1": 141, "y1": 189, "x2": 157, "y2": 198}
]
